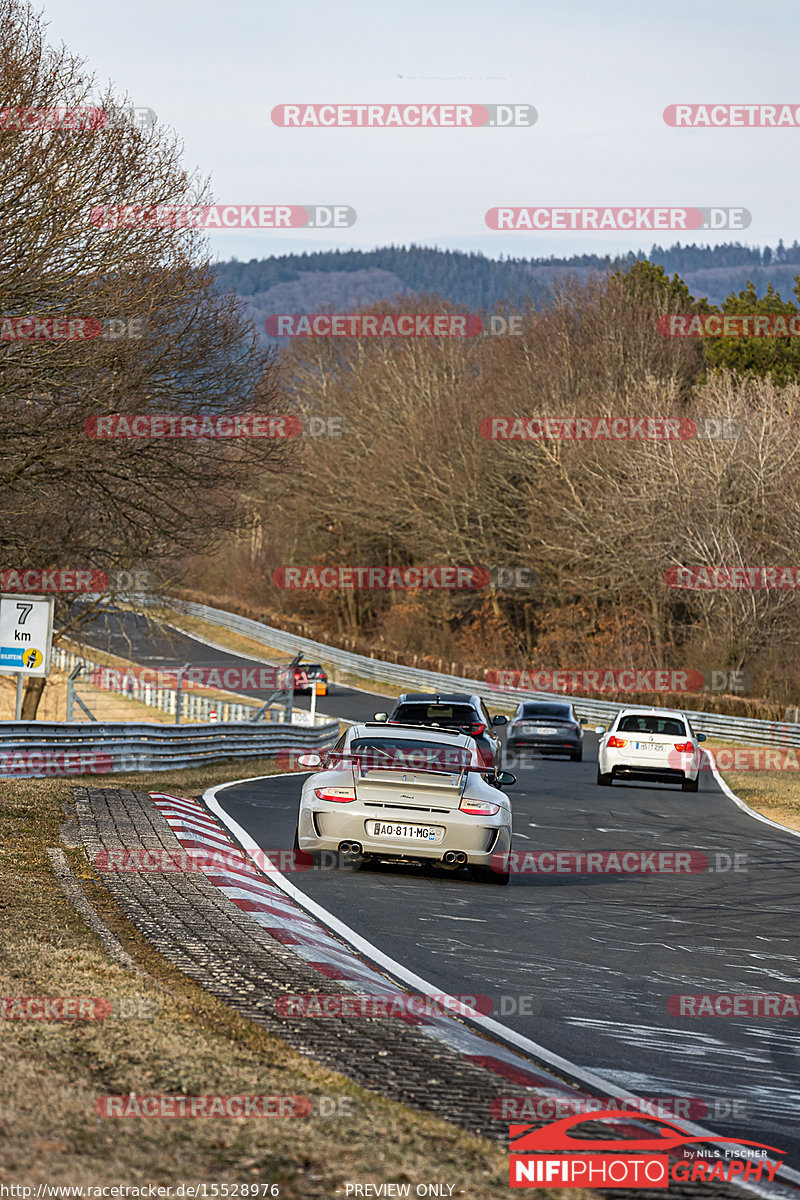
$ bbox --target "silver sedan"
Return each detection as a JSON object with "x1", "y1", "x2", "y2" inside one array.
[{"x1": 293, "y1": 722, "x2": 515, "y2": 883}]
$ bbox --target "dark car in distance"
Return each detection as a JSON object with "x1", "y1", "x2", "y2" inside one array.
[
  {"x1": 505, "y1": 699, "x2": 586, "y2": 761},
  {"x1": 374, "y1": 692, "x2": 508, "y2": 771}
]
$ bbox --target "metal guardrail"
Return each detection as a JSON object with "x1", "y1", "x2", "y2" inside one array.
[
  {"x1": 158, "y1": 597, "x2": 800, "y2": 750},
  {"x1": 0, "y1": 718, "x2": 340, "y2": 776}
]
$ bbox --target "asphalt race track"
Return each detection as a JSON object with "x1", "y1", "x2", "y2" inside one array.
[{"x1": 85, "y1": 607, "x2": 800, "y2": 1170}]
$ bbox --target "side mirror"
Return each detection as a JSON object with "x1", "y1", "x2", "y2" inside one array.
[
  {"x1": 697, "y1": 733, "x2": 706, "y2": 742},
  {"x1": 373, "y1": 712, "x2": 388, "y2": 722},
  {"x1": 491, "y1": 714, "x2": 508, "y2": 726},
  {"x1": 496, "y1": 770, "x2": 516, "y2": 787},
  {"x1": 579, "y1": 717, "x2": 588, "y2": 726},
  {"x1": 296, "y1": 752, "x2": 322, "y2": 769},
  {"x1": 594, "y1": 726, "x2": 606, "y2": 735}
]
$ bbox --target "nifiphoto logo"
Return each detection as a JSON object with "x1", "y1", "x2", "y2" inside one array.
[{"x1": 508, "y1": 1112, "x2": 785, "y2": 1188}]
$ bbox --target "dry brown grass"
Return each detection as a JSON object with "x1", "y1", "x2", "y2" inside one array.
[{"x1": 703, "y1": 738, "x2": 800, "y2": 832}]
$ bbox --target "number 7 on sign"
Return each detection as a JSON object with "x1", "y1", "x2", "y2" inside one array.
[{"x1": 16, "y1": 603, "x2": 33, "y2": 624}]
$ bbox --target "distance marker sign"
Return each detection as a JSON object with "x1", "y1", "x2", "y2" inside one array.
[{"x1": 0, "y1": 593, "x2": 54, "y2": 677}]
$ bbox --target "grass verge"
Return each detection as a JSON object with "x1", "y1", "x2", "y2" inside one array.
[{"x1": 703, "y1": 738, "x2": 800, "y2": 833}]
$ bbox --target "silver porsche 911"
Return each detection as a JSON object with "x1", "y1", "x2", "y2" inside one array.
[{"x1": 293, "y1": 722, "x2": 515, "y2": 883}]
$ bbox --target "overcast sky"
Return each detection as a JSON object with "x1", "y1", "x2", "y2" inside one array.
[{"x1": 40, "y1": 0, "x2": 800, "y2": 262}]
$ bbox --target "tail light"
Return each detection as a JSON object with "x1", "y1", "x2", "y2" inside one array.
[
  {"x1": 313, "y1": 787, "x2": 355, "y2": 803},
  {"x1": 469, "y1": 722, "x2": 485, "y2": 736},
  {"x1": 673, "y1": 741, "x2": 694, "y2": 753},
  {"x1": 459, "y1": 798, "x2": 500, "y2": 815},
  {"x1": 607, "y1": 735, "x2": 627, "y2": 748}
]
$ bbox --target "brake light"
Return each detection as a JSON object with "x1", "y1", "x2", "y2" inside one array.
[
  {"x1": 607, "y1": 735, "x2": 627, "y2": 748},
  {"x1": 673, "y1": 741, "x2": 694, "y2": 753},
  {"x1": 313, "y1": 787, "x2": 356, "y2": 803},
  {"x1": 469, "y1": 722, "x2": 485, "y2": 736},
  {"x1": 459, "y1": 798, "x2": 500, "y2": 815}
]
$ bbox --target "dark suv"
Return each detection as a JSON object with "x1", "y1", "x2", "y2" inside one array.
[{"x1": 374, "y1": 692, "x2": 508, "y2": 770}]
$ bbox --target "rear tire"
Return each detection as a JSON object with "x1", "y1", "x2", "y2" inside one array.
[
  {"x1": 571, "y1": 749, "x2": 583, "y2": 762},
  {"x1": 596, "y1": 768, "x2": 612, "y2": 786},
  {"x1": 469, "y1": 864, "x2": 510, "y2": 885},
  {"x1": 682, "y1": 775, "x2": 699, "y2": 792}
]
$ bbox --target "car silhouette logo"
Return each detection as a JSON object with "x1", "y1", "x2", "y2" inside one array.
[{"x1": 510, "y1": 1111, "x2": 785, "y2": 1156}]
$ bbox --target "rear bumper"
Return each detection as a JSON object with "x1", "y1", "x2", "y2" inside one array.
[
  {"x1": 600, "y1": 752, "x2": 699, "y2": 783},
  {"x1": 507, "y1": 736, "x2": 581, "y2": 753},
  {"x1": 297, "y1": 804, "x2": 511, "y2": 865}
]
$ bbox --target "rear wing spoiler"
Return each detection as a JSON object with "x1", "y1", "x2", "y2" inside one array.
[{"x1": 325, "y1": 750, "x2": 494, "y2": 780}]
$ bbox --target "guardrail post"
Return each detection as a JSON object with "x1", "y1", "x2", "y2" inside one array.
[
  {"x1": 175, "y1": 663, "x2": 189, "y2": 725},
  {"x1": 66, "y1": 663, "x2": 83, "y2": 722}
]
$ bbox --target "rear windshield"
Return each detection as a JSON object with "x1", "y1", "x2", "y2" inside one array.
[
  {"x1": 393, "y1": 704, "x2": 478, "y2": 725},
  {"x1": 617, "y1": 715, "x2": 687, "y2": 737},
  {"x1": 340, "y1": 737, "x2": 473, "y2": 772},
  {"x1": 520, "y1": 703, "x2": 572, "y2": 719}
]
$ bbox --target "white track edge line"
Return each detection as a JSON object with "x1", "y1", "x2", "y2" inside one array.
[{"x1": 201, "y1": 773, "x2": 799, "y2": 1195}]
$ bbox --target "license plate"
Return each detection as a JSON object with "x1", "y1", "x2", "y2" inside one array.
[
  {"x1": 531, "y1": 725, "x2": 557, "y2": 734},
  {"x1": 366, "y1": 820, "x2": 440, "y2": 843},
  {"x1": 634, "y1": 742, "x2": 664, "y2": 750}
]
